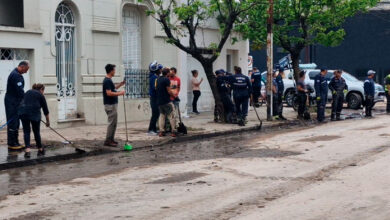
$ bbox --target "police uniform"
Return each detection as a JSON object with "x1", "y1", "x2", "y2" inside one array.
[
  {"x1": 364, "y1": 72, "x2": 375, "y2": 117},
  {"x1": 314, "y1": 73, "x2": 328, "y2": 122},
  {"x1": 272, "y1": 78, "x2": 279, "y2": 117},
  {"x1": 5, "y1": 68, "x2": 25, "y2": 147},
  {"x1": 385, "y1": 74, "x2": 390, "y2": 113},
  {"x1": 275, "y1": 73, "x2": 285, "y2": 119},
  {"x1": 328, "y1": 76, "x2": 348, "y2": 120},
  {"x1": 217, "y1": 73, "x2": 234, "y2": 122},
  {"x1": 229, "y1": 73, "x2": 252, "y2": 125},
  {"x1": 251, "y1": 70, "x2": 262, "y2": 106}
]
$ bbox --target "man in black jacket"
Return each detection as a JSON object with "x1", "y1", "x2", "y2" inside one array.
[{"x1": 5, "y1": 61, "x2": 29, "y2": 150}]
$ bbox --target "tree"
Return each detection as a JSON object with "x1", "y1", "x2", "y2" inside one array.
[
  {"x1": 146, "y1": 0, "x2": 258, "y2": 122},
  {"x1": 238, "y1": 0, "x2": 379, "y2": 80}
]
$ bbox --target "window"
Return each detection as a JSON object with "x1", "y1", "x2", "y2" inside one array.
[
  {"x1": 308, "y1": 71, "x2": 320, "y2": 80},
  {"x1": 124, "y1": 69, "x2": 149, "y2": 99},
  {"x1": 0, "y1": 0, "x2": 24, "y2": 27}
]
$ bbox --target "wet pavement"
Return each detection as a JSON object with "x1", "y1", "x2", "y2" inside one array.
[{"x1": 0, "y1": 127, "x2": 301, "y2": 200}]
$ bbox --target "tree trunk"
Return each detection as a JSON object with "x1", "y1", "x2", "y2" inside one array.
[
  {"x1": 291, "y1": 52, "x2": 300, "y2": 81},
  {"x1": 200, "y1": 62, "x2": 226, "y2": 122}
]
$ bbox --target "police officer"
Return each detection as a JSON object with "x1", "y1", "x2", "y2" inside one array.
[
  {"x1": 296, "y1": 70, "x2": 307, "y2": 119},
  {"x1": 216, "y1": 69, "x2": 234, "y2": 123},
  {"x1": 271, "y1": 71, "x2": 279, "y2": 119},
  {"x1": 5, "y1": 61, "x2": 29, "y2": 150},
  {"x1": 328, "y1": 69, "x2": 348, "y2": 121},
  {"x1": 229, "y1": 66, "x2": 252, "y2": 126},
  {"x1": 251, "y1": 67, "x2": 262, "y2": 107},
  {"x1": 384, "y1": 71, "x2": 390, "y2": 114},
  {"x1": 314, "y1": 68, "x2": 329, "y2": 122},
  {"x1": 364, "y1": 70, "x2": 376, "y2": 118},
  {"x1": 275, "y1": 68, "x2": 287, "y2": 120}
]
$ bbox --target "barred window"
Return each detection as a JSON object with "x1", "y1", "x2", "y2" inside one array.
[{"x1": 124, "y1": 69, "x2": 149, "y2": 99}]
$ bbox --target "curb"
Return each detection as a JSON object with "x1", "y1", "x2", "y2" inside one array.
[{"x1": 0, "y1": 119, "x2": 310, "y2": 171}]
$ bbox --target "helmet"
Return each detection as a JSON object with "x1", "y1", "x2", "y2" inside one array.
[
  {"x1": 367, "y1": 70, "x2": 376, "y2": 76},
  {"x1": 149, "y1": 61, "x2": 158, "y2": 72}
]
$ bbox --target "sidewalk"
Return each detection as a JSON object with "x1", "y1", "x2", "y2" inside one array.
[{"x1": 0, "y1": 106, "x2": 302, "y2": 169}]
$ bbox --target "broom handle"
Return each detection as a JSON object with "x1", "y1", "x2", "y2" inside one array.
[
  {"x1": 123, "y1": 95, "x2": 129, "y2": 142},
  {"x1": 40, "y1": 120, "x2": 71, "y2": 143}
]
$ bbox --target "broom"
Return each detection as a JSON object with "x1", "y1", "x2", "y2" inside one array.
[{"x1": 122, "y1": 95, "x2": 133, "y2": 151}]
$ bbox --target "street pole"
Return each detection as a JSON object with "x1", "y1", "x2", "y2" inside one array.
[{"x1": 266, "y1": 0, "x2": 274, "y2": 121}]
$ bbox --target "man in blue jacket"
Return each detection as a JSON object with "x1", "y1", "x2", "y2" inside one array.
[
  {"x1": 251, "y1": 67, "x2": 262, "y2": 107},
  {"x1": 230, "y1": 66, "x2": 252, "y2": 126},
  {"x1": 328, "y1": 70, "x2": 348, "y2": 121},
  {"x1": 364, "y1": 70, "x2": 376, "y2": 118},
  {"x1": 314, "y1": 68, "x2": 329, "y2": 122},
  {"x1": 5, "y1": 61, "x2": 29, "y2": 150},
  {"x1": 147, "y1": 61, "x2": 163, "y2": 135}
]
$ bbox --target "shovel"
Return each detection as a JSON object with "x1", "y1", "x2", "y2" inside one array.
[
  {"x1": 251, "y1": 96, "x2": 263, "y2": 130},
  {"x1": 41, "y1": 120, "x2": 86, "y2": 153}
]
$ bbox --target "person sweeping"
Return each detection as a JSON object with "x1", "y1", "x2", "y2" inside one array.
[{"x1": 18, "y1": 83, "x2": 50, "y2": 158}]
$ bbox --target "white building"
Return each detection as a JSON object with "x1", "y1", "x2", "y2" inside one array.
[{"x1": 0, "y1": 0, "x2": 249, "y2": 128}]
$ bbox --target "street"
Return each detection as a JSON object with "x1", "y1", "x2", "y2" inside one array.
[{"x1": 0, "y1": 110, "x2": 389, "y2": 219}]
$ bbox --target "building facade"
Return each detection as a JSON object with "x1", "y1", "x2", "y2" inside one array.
[{"x1": 0, "y1": 0, "x2": 249, "y2": 127}]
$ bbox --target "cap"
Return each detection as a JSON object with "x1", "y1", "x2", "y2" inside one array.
[
  {"x1": 278, "y1": 67, "x2": 284, "y2": 72},
  {"x1": 320, "y1": 67, "x2": 328, "y2": 72},
  {"x1": 219, "y1": 69, "x2": 226, "y2": 73},
  {"x1": 367, "y1": 70, "x2": 376, "y2": 75},
  {"x1": 215, "y1": 70, "x2": 222, "y2": 75},
  {"x1": 157, "y1": 64, "x2": 164, "y2": 70}
]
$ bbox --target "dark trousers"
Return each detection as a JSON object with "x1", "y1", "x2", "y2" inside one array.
[
  {"x1": 331, "y1": 93, "x2": 344, "y2": 119},
  {"x1": 222, "y1": 95, "x2": 234, "y2": 122},
  {"x1": 192, "y1": 90, "x2": 201, "y2": 112},
  {"x1": 297, "y1": 93, "x2": 307, "y2": 117},
  {"x1": 252, "y1": 87, "x2": 261, "y2": 105},
  {"x1": 272, "y1": 95, "x2": 279, "y2": 116},
  {"x1": 234, "y1": 96, "x2": 249, "y2": 120},
  {"x1": 21, "y1": 118, "x2": 42, "y2": 148},
  {"x1": 277, "y1": 93, "x2": 283, "y2": 116},
  {"x1": 316, "y1": 96, "x2": 327, "y2": 122},
  {"x1": 148, "y1": 96, "x2": 159, "y2": 132},
  {"x1": 5, "y1": 96, "x2": 20, "y2": 146},
  {"x1": 386, "y1": 93, "x2": 390, "y2": 113},
  {"x1": 365, "y1": 95, "x2": 374, "y2": 117}
]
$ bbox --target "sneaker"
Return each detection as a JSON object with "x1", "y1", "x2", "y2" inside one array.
[
  {"x1": 24, "y1": 151, "x2": 31, "y2": 158},
  {"x1": 37, "y1": 149, "x2": 46, "y2": 157},
  {"x1": 171, "y1": 132, "x2": 177, "y2": 138},
  {"x1": 147, "y1": 131, "x2": 158, "y2": 136},
  {"x1": 112, "y1": 140, "x2": 118, "y2": 145},
  {"x1": 193, "y1": 111, "x2": 200, "y2": 115},
  {"x1": 158, "y1": 132, "x2": 166, "y2": 137},
  {"x1": 8, "y1": 144, "x2": 24, "y2": 150},
  {"x1": 104, "y1": 141, "x2": 117, "y2": 147},
  {"x1": 279, "y1": 115, "x2": 287, "y2": 120},
  {"x1": 273, "y1": 116, "x2": 280, "y2": 120}
]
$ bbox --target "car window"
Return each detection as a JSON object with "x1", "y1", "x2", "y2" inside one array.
[
  {"x1": 325, "y1": 71, "x2": 334, "y2": 80},
  {"x1": 342, "y1": 73, "x2": 359, "y2": 82},
  {"x1": 308, "y1": 71, "x2": 320, "y2": 80}
]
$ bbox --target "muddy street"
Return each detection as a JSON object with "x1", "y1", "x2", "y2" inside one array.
[{"x1": 1, "y1": 114, "x2": 390, "y2": 219}]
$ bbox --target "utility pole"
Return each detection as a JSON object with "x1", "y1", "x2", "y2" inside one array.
[{"x1": 266, "y1": 0, "x2": 274, "y2": 121}]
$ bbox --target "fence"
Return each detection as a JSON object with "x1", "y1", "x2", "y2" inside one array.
[{"x1": 124, "y1": 69, "x2": 149, "y2": 99}]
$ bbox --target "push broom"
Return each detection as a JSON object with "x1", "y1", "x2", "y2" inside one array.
[{"x1": 122, "y1": 95, "x2": 133, "y2": 151}]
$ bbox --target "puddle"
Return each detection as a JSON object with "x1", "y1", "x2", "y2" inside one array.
[
  {"x1": 7, "y1": 210, "x2": 56, "y2": 220},
  {"x1": 357, "y1": 125, "x2": 386, "y2": 131},
  {"x1": 147, "y1": 172, "x2": 207, "y2": 184},
  {"x1": 379, "y1": 134, "x2": 390, "y2": 137},
  {"x1": 297, "y1": 135, "x2": 341, "y2": 142},
  {"x1": 231, "y1": 148, "x2": 301, "y2": 158}
]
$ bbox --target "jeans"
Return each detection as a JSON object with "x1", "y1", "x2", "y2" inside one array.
[
  {"x1": 386, "y1": 93, "x2": 390, "y2": 113},
  {"x1": 21, "y1": 118, "x2": 41, "y2": 148},
  {"x1": 104, "y1": 104, "x2": 118, "y2": 142},
  {"x1": 158, "y1": 102, "x2": 176, "y2": 133},
  {"x1": 277, "y1": 93, "x2": 283, "y2": 116},
  {"x1": 365, "y1": 95, "x2": 374, "y2": 117},
  {"x1": 234, "y1": 95, "x2": 249, "y2": 120},
  {"x1": 192, "y1": 90, "x2": 201, "y2": 112},
  {"x1": 5, "y1": 96, "x2": 20, "y2": 146},
  {"x1": 331, "y1": 93, "x2": 344, "y2": 119},
  {"x1": 148, "y1": 96, "x2": 159, "y2": 132}
]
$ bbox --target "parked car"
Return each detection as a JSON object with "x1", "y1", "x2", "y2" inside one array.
[
  {"x1": 261, "y1": 69, "x2": 296, "y2": 106},
  {"x1": 286, "y1": 69, "x2": 385, "y2": 109}
]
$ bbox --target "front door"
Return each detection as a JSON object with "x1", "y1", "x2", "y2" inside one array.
[{"x1": 55, "y1": 3, "x2": 77, "y2": 120}]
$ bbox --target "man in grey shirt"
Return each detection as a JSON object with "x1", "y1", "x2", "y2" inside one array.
[{"x1": 102, "y1": 64, "x2": 125, "y2": 147}]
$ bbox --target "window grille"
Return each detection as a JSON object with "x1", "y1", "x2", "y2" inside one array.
[{"x1": 124, "y1": 69, "x2": 149, "y2": 99}]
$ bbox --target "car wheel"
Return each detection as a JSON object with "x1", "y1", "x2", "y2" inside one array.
[
  {"x1": 285, "y1": 90, "x2": 295, "y2": 107},
  {"x1": 347, "y1": 92, "x2": 362, "y2": 110}
]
